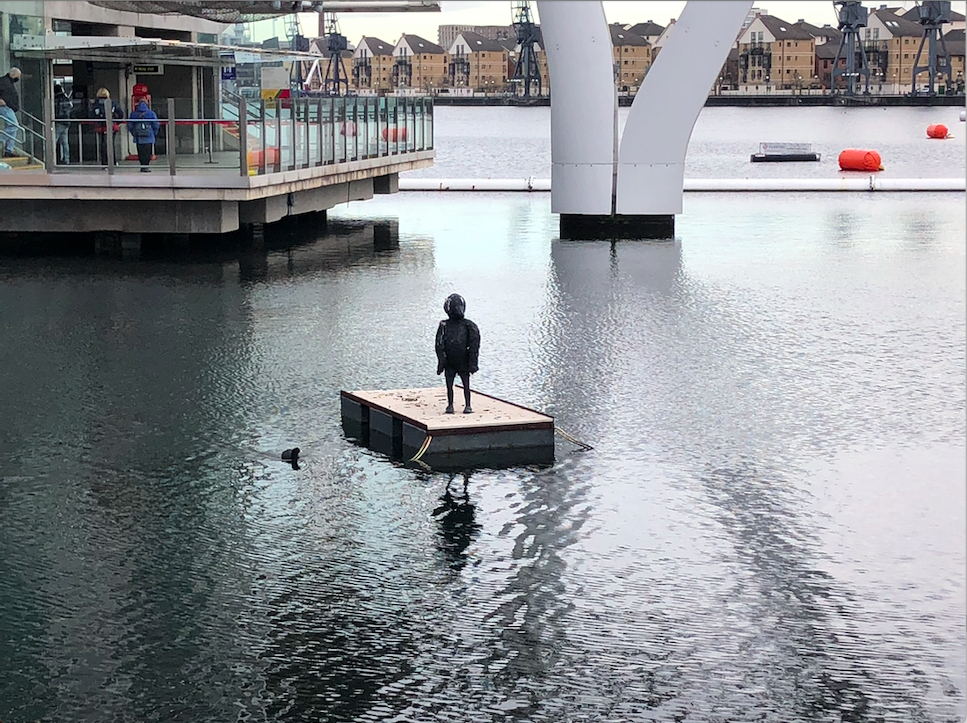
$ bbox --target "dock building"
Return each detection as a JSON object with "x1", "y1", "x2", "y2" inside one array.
[{"x1": 0, "y1": 1, "x2": 435, "y2": 247}]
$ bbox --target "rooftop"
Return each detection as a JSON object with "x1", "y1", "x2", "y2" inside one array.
[
  {"x1": 793, "y1": 20, "x2": 844, "y2": 41},
  {"x1": 610, "y1": 24, "x2": 650, "y2": 47},
  {"x1": 454, "y1": 31, "x2": 506, "y2": 53},
  {"x1": 755, "y1": 14, "x2": 816, "y2": 41},
  {"x1": 358, "y1": 36, "x2": 395, "y2": 55},
  {"x1": 626, "y1": 21, "x2": 665, "y2": 38},
  {"x1": 399, "y1": 33, "x2": 445, "y2": 55},
  {"x1": 871, "y1": 9, "x2": 927, "y2": 37}
]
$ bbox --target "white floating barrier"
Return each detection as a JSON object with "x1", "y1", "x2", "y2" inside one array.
[{"x1": 398, "y1": 177, "x2": 966, "y2": 192}]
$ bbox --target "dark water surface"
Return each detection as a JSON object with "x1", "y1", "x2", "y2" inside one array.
[{"x1": 1, "y1": 192, "x2": 965, "y2": 722}]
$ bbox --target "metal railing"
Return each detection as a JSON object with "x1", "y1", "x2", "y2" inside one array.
[
  {"x1": 24, "y1": 95, "x2": 432, "y2": 176},
  {"x1": 238, "y1": 95, "x2": 433, "y2": 177},
  {"x1": 8, "y1": 110, "x2": 47, "y2": 169}
]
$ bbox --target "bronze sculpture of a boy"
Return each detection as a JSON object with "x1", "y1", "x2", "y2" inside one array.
[{"x1": 435, "y1": 294, "x2": 480, "y2": 414}]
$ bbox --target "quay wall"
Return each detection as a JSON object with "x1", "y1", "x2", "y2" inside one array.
[{"x1": 429, "y1": 94, "x2": 966, "y2": 108}]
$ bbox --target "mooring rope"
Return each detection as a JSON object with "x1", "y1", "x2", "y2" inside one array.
[
  {"x1": 555, "y1": 426, "x2": 594, "y2": 451},
  {"x1": 409, "y1": 435, "x2": 433, "y2": 463}
]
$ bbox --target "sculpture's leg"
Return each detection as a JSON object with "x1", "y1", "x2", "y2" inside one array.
[
  {"x1": 444, "y1": 368, "x2": 456, "y2": 413},
  {"x1": 460, "y1": 371, "x2": 472, "y2": 413}
]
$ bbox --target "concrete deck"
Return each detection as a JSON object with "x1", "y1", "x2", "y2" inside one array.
[
  {"x1": 341, "y1": 387, "x2": 555, "y2": 460},
  {"x1": 0, "y1": 151, "x2": 433, "y2": 233}
]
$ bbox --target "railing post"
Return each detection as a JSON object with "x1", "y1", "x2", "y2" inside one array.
[
  {"x1": 260, "y1": 100, "x2": 267, "y2": 174},
  {"x1": 289, "y1": 96, "x2": 297, "y2": 171},
  {"x1": 375, "y1": 97, "x2": 381, "y2": 159},
  {"x1": 43, "y1": 88, "x2": 55, "y2": 170},
  {"x1": 238, "y1": 96, "x2": 248, "y2": 177},
  {"x1": 303, "y1": 98, "x2": 310, "y2": 169},
  {"x1": 104, "y1": 98, "x2": 115, "y2": 175},
  {"x1": 418, "y1": 96, "x2": 424, "y2": 151},
  {"x1": 315, "y1": 97, "x2": 323, "y2": 167},
  {"x1": 329, "y1": 96, "x2": 336, "y2": 164},
  {"x1": 275, "y1": 99, "x2": 283, "y2": 173},
  {"x1": 167, "y1": 97, "x2": 176, "y2": 176}
]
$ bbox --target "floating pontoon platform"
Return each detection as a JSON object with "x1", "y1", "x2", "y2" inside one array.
[
  {"x1": 750, "y1": 141, "x2": 821, "y2": 163},
  {"x1": 340, "y1": 387, "x2": 554, "y2": 466}
]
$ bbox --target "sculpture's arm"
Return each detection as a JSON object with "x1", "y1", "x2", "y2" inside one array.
[
  {"x1": 467, "y1": 321, "x2": 480, "y2": 374},
  {"x1": 435, "y1": 321, "x2": 447, "y2": 374}
]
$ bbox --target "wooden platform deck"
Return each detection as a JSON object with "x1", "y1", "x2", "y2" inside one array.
[{"x1": 340, "y1": 387, "x2": 555, "y2": 461}]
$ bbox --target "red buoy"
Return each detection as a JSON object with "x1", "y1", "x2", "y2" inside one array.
[
  {"x1": 927, "y1": 124, "x2": 949, "y2": 139},
  {"x1": 381, "y1": 127, "x2": 407, "y2": 142},
  {"x1": 838, "y1": 149, "x2": 883, "y2": 172}
]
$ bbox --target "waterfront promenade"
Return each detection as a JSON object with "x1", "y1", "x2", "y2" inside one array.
[{"x1": 0, "y1": 96, "x2": 434, "y2": 240}]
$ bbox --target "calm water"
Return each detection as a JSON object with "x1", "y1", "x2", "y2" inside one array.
[
  {"x1": 409, "y1": 105, "x2": 967, "y2": 180},
  {"x1": 1, "y1": 187, "x2": 964, "y2": 721}
]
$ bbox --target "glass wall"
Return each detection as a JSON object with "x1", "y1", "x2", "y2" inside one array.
[{"x1": 1, "y1": 2, "x2": 50, "y2": 163}]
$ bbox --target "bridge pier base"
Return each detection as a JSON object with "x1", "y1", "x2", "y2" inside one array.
[{"x1": 560, "y1": 214, "x2": 675, "y2": 240}]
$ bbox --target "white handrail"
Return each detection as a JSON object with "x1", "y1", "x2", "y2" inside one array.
[{"x1": 398, "y1": 177, "x2": 966, "y2": 192}]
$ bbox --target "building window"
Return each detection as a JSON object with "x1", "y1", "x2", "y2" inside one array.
[{"x1": 787, "y1": 41, "x2": 791, "y2": 47}]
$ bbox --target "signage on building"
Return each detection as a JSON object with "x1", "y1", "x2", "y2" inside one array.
[
  {"x1": 221, "y1": 66, "x2": 237, "y2": 80},
  {"x1": 133, "y1": 64, "x2": 164, "y2": 75},
  {"x1": 260, "y1": 66, "x2": 290, "y2": 100}
]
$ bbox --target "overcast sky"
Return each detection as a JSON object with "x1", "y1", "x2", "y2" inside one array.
[{"x1": 272, "y1": 1, "x2": 967, "y2": 46}]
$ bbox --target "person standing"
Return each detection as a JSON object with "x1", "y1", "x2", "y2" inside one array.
[
  {"x1": 53, "y1": 84, "x2": 72, "y2": 164},
  {"x1": 127, "y1": 98, "x2": 159, "y2": 172},
  {"x1": 0, "y1": 67, "x2": 22, "y2": 158},
  {"x1": 90, "y1": 87, "x2": 124, "y2": 166}
]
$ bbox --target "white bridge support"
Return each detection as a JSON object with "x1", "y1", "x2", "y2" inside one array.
[{"x1": 538, "y1": 0, "x2": 753, "y2": 238}]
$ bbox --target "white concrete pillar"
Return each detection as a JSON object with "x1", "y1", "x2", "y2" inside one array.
[
  {"x1": 616, "y1": 1, "x2": 752, "y2": 215},
  {"x1": 536, "y1": 0, "x2": 616, "y2": 215}
]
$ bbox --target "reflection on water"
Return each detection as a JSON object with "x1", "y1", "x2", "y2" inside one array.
[
  {"x1": 432, "y1": 473, "x2": 480, "y2": 572},
  {"x1": 0, "y1": 193, "x2": 964, "y2": 722}
]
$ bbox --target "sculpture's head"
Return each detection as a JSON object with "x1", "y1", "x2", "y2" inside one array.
[{"x1": 444, "y1": 293, "x2": 466, "y2": 319}]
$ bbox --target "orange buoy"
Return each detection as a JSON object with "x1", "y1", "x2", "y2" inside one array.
[
  {"x1": 838, "y1": 149, "x2": 884, "y2": 172},
  {"x1": 381, "y1": 127, "x2": 407, "y2": 142},
  {"x1": 927, "y1": 124, "x2": 949, "y2": 139},
  {"x1": 247, "y1": 147, "x2": 281, "y2": 168}
]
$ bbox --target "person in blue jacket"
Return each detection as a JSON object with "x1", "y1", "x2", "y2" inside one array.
[{"x1": 127, "y1": 99, "x2": 160, "y2": 173}]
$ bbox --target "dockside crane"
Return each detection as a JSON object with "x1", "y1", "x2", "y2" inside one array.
[
  {"x1": 512, "y1": 1, "x2": 542, "y2": 98},
  {"x1": 323, "y1": 12, "x2": 351, "y2": 96},
  {"x1": 911, "y1": 1, "x2": 954, "y2": 96},
  {"x1": 830, "y1": 1, "x2": 871, "y2": 96}
]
